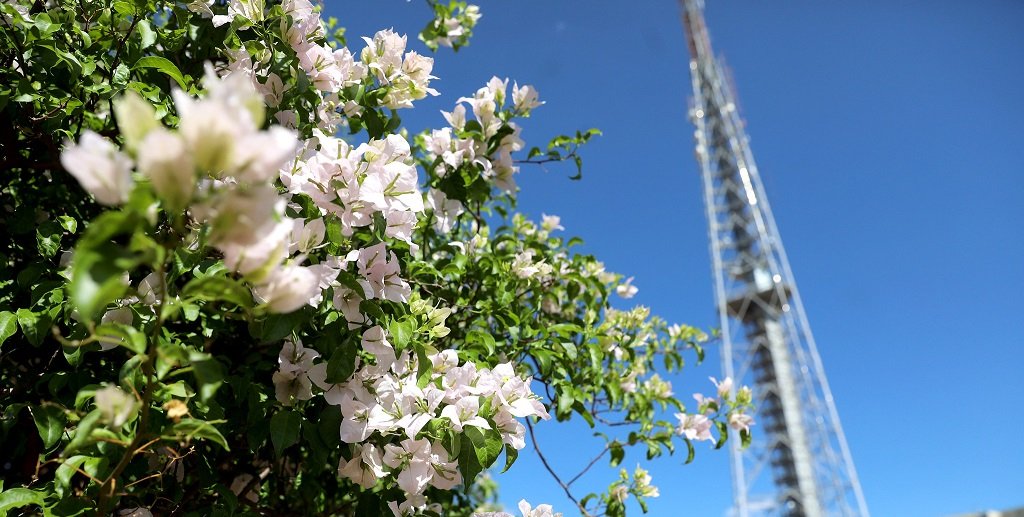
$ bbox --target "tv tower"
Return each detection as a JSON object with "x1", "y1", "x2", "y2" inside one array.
[{"x1": 680, "y1": 1, "x2": 869, "y2": 516}]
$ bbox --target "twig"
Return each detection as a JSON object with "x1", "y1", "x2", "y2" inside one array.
[
  {"x1": 567, "y1": 444, "x2": 610, "y2": 487},
  {"x1": 525, "y1": 419, "x2": 592, "y2": 517}
]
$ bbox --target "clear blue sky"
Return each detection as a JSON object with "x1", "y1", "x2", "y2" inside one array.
[{"x1": 332, "y1": 1, "x2": 1024, "y2": 515}]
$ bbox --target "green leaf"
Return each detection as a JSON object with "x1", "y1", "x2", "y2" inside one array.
[
  {"x1": 69, "y1": 211, "x2": 142, "y2": 322},
  {"x1": 134, "y1": 56, "x2": 187, "y2": 89},
  {"x1": 17, "y1": 308, "x2": 52, "y2": 346},
  {"x1": 684, "y1": 438, "x2": 696, "y2": 464},
  {"x1": 609, "y1": 441, "x2": 624, "y2": 467},
  {"x1": 183, "y1": 275, "x2": 253, "y2": 308},
  {"x1": 168, "y1": 419, "x2": 230, "y2": 450},
  {"x1": 63, "y1": 409, "x2": 101, "y2": 456},
  {"x1": 55, "y1": 456, "x2": 89, "y2": 498},
  {"x1": 325, "y1": 338, "x2": 358, "y2": 384},
  {"x1": 715, "y1": 421, "x2": 728, "y2": 450},
  {"x1": 32, "y1": 404, "x2": 66, "y2": 450},
  {"x1": 501, "y1": 443, "x2": 518, "y2": 473},
  {"x1": 95, "y1": 320, "x2": 147, "y2": 354},
  {"x1": 270, "y1": 410, "x2": 301, "y2": 456},
  {"x1": 388, "y1": 317, "x2": 415, "y2": 351},
  {"x1": 466, "y1": 329, "x2": 496, "y2": 356},
  {"x1": 0, "y1": 488, "x2": 45, "y2": 513},
  {"x1": 0, "y1": 311, "x2": 16, "y2": 348},
  {"x1": 191, "y1": 353, "x2": 224, "y2": 402}
]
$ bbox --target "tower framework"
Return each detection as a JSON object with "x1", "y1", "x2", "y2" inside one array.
[{"x1": 679, "y1": 2, "x2": 869, "y2": 516}]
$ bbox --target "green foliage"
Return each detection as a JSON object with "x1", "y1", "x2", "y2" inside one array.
[{"x1": 0, "y1": 1, "x2": 747, "y2": 516}]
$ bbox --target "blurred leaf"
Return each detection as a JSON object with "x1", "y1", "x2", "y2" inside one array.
[{"x1": 270, "y1": 410, "x2": 301, "y2": 456}]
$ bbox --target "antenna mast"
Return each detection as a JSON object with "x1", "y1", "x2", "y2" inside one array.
[{"x1": 679, "y1": 1, "x2": 869, "y2": 515}]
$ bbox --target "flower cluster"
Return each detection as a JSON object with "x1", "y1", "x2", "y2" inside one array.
[
  {"x1": 425, "y1": 76, "x2": 538, "y2": 193},
  {"x1": 420, "y1": 2, "x2": 482, "y2": 51},
  {"x1": 675, "y1": 376, "x2": 755, "y2": 443},
  {"x1": 271, "y1": 327, "x2": 550, "y2": 514}
]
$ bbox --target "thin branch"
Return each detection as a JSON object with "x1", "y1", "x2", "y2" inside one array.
[
  {"x1": 567, "y1": 444, "x2": 610, "y2": 487},
  {"x1": 526, "y1": 419, "x2": 592, "y2": 517}
]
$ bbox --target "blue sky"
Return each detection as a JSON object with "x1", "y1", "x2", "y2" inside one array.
[{"x1": 332, "y1": 1, "x2": 1024, "y2": 515}]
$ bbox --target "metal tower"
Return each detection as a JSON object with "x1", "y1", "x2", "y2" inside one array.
[{"x1": 679, "y1": 1, "x2": 869, "y2": 516}]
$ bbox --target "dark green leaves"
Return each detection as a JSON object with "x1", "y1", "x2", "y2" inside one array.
[
  {"x1": 458, "y1": 426, "x2": 503, "y2": 486},
  {"x1": 325, "y1": 338, "x2": 358, "y2": 384},
  {"x1": 0, "y1": 311, "x2": 16, "y2": 348},
  {"x1": 270, "y1": 410, "x2": 301, "y2": 456},
  {"x1": 0, "y1": 488, "x2": 46, "y2": 514},
  {"x1": 133, "y1": 56, "x2": 187, "y2": 89},
  {"x1": 32, "y1": 404, "x2": 67, "y2": 449},
  {"x1": 183, "y1": 275, "x2": 253, "y2": 308},
  {"x1": 167, "y1": 419, "x2": 230, "y2": 451}
]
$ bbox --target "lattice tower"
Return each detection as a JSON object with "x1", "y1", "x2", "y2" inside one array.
[{"x1": 679, "y1": 1, "x2": 870, "y2": 515}]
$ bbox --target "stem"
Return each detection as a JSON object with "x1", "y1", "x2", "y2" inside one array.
[
  {"x1": 567, "y1": 444, "x2": 610, "y2": 487},
  {"x1": 526, "y1": 419, "x2": 592, "y2": 517}
]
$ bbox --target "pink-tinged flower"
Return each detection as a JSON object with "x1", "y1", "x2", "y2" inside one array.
[
  {"x1": 333, "y1": 283, "x2": 370, "y2": 328},
  {"x1": 710, "y1": 376, "x2": 734, "y2": 398},
  {"x1": 252, "y1": 263, "x2": 320, "y2": 313},
  {"x1": 382, "y1": 438, "x2": 432, "y2": 495},
  {"x1": 272, "y1": 369, "x2": 313, "y2": 405},
  {"x1": 385, "y1": 210, "x2": 417, "y2": 243},
  {"x1": 361, "y1": 326, "x2": 397, "y2": 372},
  {"x1": 200, "y1": 185, "x2": 285, "y2": 247},
  {"x1": 439, "y1": 397, "x2": 490, "y2": 432},
  {"x1": 137, "y1": 272, "x2": 165, "y2": 306},
  {"x1": 728, "y1": 412, "x2": 754, "y2": 433},
  {"x1": 257, "y1": 72, "x2": 287, "y2": 108},
  {"x1": 427, "y1": 189, "x2": 464, "y2": 233},
  {"x1": 218, "y1": 219, "x2": 291, "y2": 280},
  {"x1": 231, "y1": 126, "x2": 299, "y2": 184},
  {"x1": 675, "y1": 412, "x2": 714, "y2": 442},
  {"x1": 290, "y1": 217, "x2": 327, "y2": 253},
  {"x1": 60, "y1": 131, "x2": 134, "y2": 206},
  {"x1": 426, "y1": 441, "x2": 461, "y2": 490}
]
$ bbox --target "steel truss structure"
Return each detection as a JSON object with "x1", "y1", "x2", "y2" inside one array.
[{"x1": 679, "y1": 1, "x2": 869, "y2": 515}]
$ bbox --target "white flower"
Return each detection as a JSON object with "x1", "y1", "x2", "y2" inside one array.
[
  {"x1": 675, "y1": 412, "x2": 713, "y2": 442},
  {"x1": 113, "y1": 90, "x2": 159, "y2": 152},
  {"x1": 137, "y1": 128, "x2": 194, "y2": 209},
  {"x1": 338, "y1": 443, "x2": 387, "y2": 489},
  {"x1": 518, "y1": 500, "x2": 562, "y2": 517},
  {"x1": 95, "y1": 385, "x2": 138, "y2": 427},
  {"x1": 512, "y1": 82, "x2": 543, "y2": 114},
  {"x1": 291, "y1": 218, "x2": 327, "y2": 254},
  {"x1": 540, "y1": 213, "x2": 564, "y2": 233},
  {"x1": 616, "y1": 276, "x2": 638, "y2": 299},
  {"x1": 427, "y1": 189, "x2": 464, "y2": 234},
  {"x1": 728, "y1": 412, "x2": 754, "y2": 432},
  {"x1": 60, "y1": 131, "x2": 134, "y2": 206},
  {"x1": 252, "y1": 263, "x2": 320, "y2": 313},
  {"x1": 711, "y1": 376, "x2": 733, "y2": 398}
]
